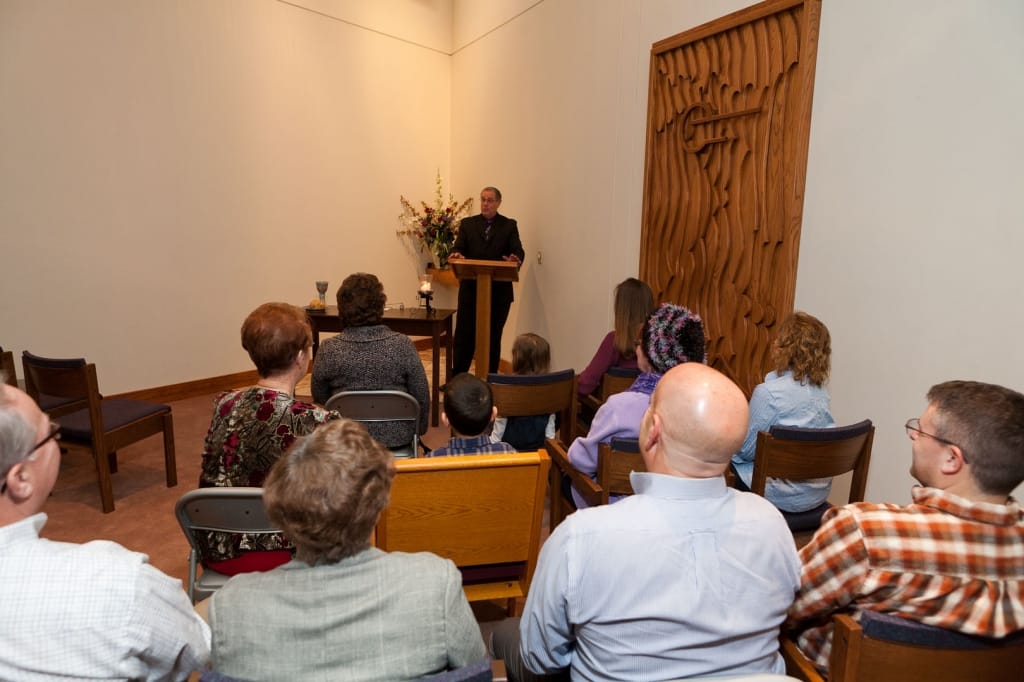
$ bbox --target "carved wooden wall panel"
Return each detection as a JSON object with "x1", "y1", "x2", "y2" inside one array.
[{"x1": 639, "y1": 0, "x2": 821, "y2": 395}]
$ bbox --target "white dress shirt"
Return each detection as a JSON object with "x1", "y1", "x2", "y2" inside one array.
[
  {"x1": 0, "y1": 513, "x2": 211, "y2": 680},
  {"x1": 520, "y1": 473, "x2": 800, "y2": 681}
]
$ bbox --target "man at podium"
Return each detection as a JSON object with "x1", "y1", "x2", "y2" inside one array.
[{"x1": 449, "y1": 186, "x2": 524, "y2": 374}]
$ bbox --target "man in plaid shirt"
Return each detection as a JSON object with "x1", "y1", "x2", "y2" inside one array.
[{"x1": 786, "y1": 380, "x2": 1024, "y2": 674}]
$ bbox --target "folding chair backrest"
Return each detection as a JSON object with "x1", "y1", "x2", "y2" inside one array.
[
  {"x1": 487, "y1": 369, "x2": 577, "y2": 445},
  {"x1": 325, "y1": 390, "x2": 420, "y2": 456},
  {"x1": 174, "y1": 487, "x2": 280, "y2": 602}
]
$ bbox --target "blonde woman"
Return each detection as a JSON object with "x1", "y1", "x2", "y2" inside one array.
[{"x1": 730, "y1": 311, "x2": 835, "y2": 512}]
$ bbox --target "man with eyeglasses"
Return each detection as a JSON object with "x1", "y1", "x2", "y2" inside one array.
[
  {"x1": 786, "y1": 380, "x2": 1024, "y2": 675},
  {"x1": 449, "y1": 186, "x2": 524, "y2": 374},
  {"x1": 0, "y1": 380, "x2": 210, "y2": 679}
]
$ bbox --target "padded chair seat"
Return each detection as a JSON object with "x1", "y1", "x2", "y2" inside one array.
[
  {"x1": 459, "y1": 561, "x2": 526, "y2": 585},
  {"x1": 22, "y1": 351, "x2": 177, "y2": 513},
  {"x1": 860, "y1": 610, "x2": 1024, "y2": 649},
  {"x1": 59, "y1": 399, "x2": 171, "y2": 440}
]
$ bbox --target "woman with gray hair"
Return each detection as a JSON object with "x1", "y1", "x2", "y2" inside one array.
[
  {"x1": 209, "y1": 419, "x2": 486, "y2": 680},
  {"x1": 311, "y1": 272, "x2": 429, "y2": 450}
]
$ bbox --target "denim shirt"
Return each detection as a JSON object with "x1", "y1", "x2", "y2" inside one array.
[{"x1": 731, "y1": 370, "x2": 834, "y2": 512}]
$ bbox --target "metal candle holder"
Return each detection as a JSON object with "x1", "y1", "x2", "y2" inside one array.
[
  {"x1": 418, "y1": 274, "x2": 434, "y2": 315},
  {"x1": 418, "y1": 289, "x2": 434, "y2": 315}
]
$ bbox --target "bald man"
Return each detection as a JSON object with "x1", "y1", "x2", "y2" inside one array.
[
  {"x1": 0, "y1": 381, "x2": 210, "y2": 679},
  {"x1": 513, "y1": 364, "x2": 800, "y2": 680}
]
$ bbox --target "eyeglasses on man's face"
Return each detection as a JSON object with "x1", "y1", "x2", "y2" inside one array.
[
  {"x1": 0, "y1": 421, "x2": 61, "y2": 495},
  {"x1": 904, "y1": 417, "x2": 968, "y2": 464}
]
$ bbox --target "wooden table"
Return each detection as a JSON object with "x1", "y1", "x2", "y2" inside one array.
[{"x1": 306, "y1": 306, "x2": 455, "y2": 426}]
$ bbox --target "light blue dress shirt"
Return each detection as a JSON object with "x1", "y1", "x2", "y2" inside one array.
[
  {"x1": 519, "y1": 473, "x2": 800, "y2": 681},
  {"x1": 731, "y1": 370, "x2": 834, "y2": 512}
]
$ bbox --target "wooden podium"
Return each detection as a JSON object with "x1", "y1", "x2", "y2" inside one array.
[{"x1": 449, "y1": 258, "x2": 520, "y2": 378}]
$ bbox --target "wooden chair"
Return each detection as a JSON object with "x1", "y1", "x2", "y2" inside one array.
[
  {"x1": 596, "y1": 437, "x2": 644, "y2": 504},
  {"x1": 375, "y1": 450, "x2": 549, "y2": 613},
  {"x1": 782, "y1": 611, "x2": 1024, "y2": 682},
  {"x1": 325, "y1": 390, "x2": 420, "y2": 458},
  {"x1": 175, "y1": 487, "x2": 282, "y2": 603},
  {"x1": 577, "y1": 367, "x2": 639, "y2": 437},
  {"x1": 1, "y1": 348, "x2": 16, "y2": 387},
  {"x1": 545, "y1": 436, "x2": 645, "y2": 529},
  {"x1": 21, "y1": 351, "x2": 177, "y2": 513},
  {"x1": 487, "y1": 369, "x2": 577, "y2": 447},
  {"x1": 751, "y1": 420, "x2": 874, "y2": 546}
]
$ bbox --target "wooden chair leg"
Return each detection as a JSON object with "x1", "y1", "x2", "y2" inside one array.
[
  {"x1": 107, "y1": 451, "x2": 118, "y2": 473},
  {"x1": 162, "y1": 412, "x2": 177, "y2": 487},
  {"x1": 93, "y1": 445, "x2": 115, "y2": 514}
]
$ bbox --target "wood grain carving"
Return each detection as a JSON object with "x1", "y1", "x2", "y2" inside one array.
[{"x1": 639, "y1": 0, "x2": 821, "y2": 395}]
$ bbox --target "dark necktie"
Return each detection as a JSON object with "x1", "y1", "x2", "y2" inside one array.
[{"x1": 484, "y1": 220, "x2": 493, "y2": 242}]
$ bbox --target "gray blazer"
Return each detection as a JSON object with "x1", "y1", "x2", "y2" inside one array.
[{"x1": 210, "y1": 548, "x2": 486, "y2": 680}]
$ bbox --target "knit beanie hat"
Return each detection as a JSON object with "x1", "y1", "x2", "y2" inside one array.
[{"x1": 641, "y1": 303, "x2": 707, "y2": 374}]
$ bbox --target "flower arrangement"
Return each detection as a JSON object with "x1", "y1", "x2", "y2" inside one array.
[{"x1": 398, "y1": 171, "x2": 474, "y2": 268}]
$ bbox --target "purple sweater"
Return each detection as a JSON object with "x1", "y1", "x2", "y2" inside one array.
[
  {"x1": 567, "y1": 387, "x2": 653, "y2": 508},
  {"x1": 578, "y1": 331, "x2": 639, "y2": 398}
]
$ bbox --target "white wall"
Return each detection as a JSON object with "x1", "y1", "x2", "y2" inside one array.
[
  {"x1": 451, "y1": 0, "x2": 1024, "y2": 502},
  {"x1": 0, "y1": 0, "x2": 453, "y2": 389},
  {"x1": 2, "y1": 0, "x2": 1021, "y2": 502},
  {"x1": 795, "y1": 0, "x2": 1024, "y2": 503}
]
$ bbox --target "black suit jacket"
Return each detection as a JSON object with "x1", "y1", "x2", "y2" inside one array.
[{"x1": 452, "y1": 213, "x2": 524, "y2": 303}]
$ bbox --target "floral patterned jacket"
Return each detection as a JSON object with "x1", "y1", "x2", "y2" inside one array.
[{"x1": 197, "y1": 387, "x2": 339, "y2": 563}]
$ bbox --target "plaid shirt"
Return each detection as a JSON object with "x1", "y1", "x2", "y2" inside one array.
[
  {"x1": 786, "y1": 486, "x2": 1024, "y2": 674},
  {"x1": 426, "y1": 433, "x2": 517, "y2": 458}
]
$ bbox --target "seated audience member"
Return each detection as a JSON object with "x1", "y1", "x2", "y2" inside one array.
[
  {"x1": 493, "y1": 363, "x2": 800, "y2": 681},
  {"x1": 199, "y1": 302, "x2": 339, "y2": 575},
  {"x1": 490, "y1": 333, "x2": 556, "y2": 451},
  {"x1": 730, "y1": 311, "x2": 835, "y2": 512},
  {"x1": 577, "y1": 277, "x2": 655, "y2": 399},
  {"x1": 0, "y1": 380, "x2": 210, "y2": 679},
  {"x1": 311, "y1": 272, "x2": 429, "y2": 449},
  {"x1": 787, "y1": 380, "x2": 1024, "y2": 675},
  {"x1": 209, "y1": 419, "x2": 487, "y2": 679},
  {"x1": 430, "y1": 373, "x2": 517, "y2": 457},
  {"x1": 567, "y1": 302, "x2": 706, "y2": 507}
]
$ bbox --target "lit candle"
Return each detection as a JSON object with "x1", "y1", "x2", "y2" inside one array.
[{"x1": 419, "y1": 280, "x2": 432, "y2": 293}]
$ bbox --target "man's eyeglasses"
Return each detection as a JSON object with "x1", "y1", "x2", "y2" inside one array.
[
  {"x1": 0, "y1": 422, "x2": 61, "y2": 494},
  {"x1": 904, "y1": 418, "x2": 968, "y2": 463}
]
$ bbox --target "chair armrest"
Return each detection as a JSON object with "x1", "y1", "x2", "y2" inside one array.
[
  {"x1": 580, "y1": 394, "x2": 603, "y2": 413},
  {"x1": 780, "y1": 634, "x2": 824, "y2": 682},
  {"x1": 544, "y1": 438, "x2": 602, "y2": 507}
]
